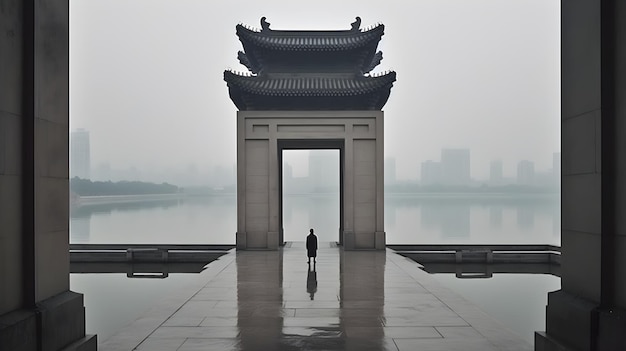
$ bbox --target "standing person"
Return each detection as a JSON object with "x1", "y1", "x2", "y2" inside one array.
[{"x1": 306, "y1": 228, "x2": 318, "y2": 264}]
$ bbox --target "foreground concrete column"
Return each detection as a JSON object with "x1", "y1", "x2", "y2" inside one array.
[
  {"x1": 236, "y1": 111, "x2": 385, "y2": 250},
  {"x1": 536, "y1": 0, "x2": 626, "y2": 350},
  {"x1": 0, "y1": 1, "x2": 95, "y2": 349}
]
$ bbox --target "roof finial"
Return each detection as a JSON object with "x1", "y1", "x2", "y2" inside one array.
[
  {"x1": 261, "y1": 17, "x2": 271, "y2": 31},
  {"x1": 351, "y1": 17, "x2": 361, "y2": 31}
]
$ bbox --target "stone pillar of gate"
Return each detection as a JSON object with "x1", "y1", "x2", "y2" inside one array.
[
  {"x1": 0, "y1": 1, "x2": 96, "y2": 350},
  {"x1": 535, "y1": 1, "x2": 626, "y2": 350},
  {"x1": 236, "y1": 111, "x2": 385, "y2": 250}
]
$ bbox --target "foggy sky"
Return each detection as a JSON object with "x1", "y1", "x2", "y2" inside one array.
[{"x1": 70, "y1": 0, "x2": 560, "y2": 181}]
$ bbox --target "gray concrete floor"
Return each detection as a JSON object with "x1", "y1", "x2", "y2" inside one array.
[{"x1": 100, "y1": 242, "x2": 532, "y2": 351}]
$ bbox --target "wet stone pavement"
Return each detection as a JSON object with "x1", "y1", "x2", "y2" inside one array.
[{"x1": 100, "y1": 242, "x2": 532, "y2": 351}]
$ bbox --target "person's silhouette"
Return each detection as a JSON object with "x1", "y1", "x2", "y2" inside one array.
[
  {"x1": 306, "y1": 264, "x2": 317, "y2": 300},
  {"x1": 306, "y1": 228, "x2": 318, "y2": 264}
]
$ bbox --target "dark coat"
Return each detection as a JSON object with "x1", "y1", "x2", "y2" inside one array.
[{"x1": 306, "y1": 234, "x2": 318, "y2": 258}]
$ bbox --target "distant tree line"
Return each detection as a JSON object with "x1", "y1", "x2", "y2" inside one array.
[
  {"x1": 385, "y1": 183, "x2": 559, "y2": 194},
  {"x1": 70, "y1": 177, "x2": 179, "y2": 196},
  {"x1": 181, "y1": 185, "x2": 236, "y2": 195}
]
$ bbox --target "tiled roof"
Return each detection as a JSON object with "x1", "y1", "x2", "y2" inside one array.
[
  {"x1": 236, "y1": 24, "x2": 384, "y2": 51},
  {"x1": 224, "y1": 19, "x2": 395, "y2": 110},
  {"x1": 224, "y1": 71, "x2": 396, "y2": 97}
]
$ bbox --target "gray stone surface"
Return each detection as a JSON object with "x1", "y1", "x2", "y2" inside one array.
[
  {"x1": 0, "y1": 3, "x2": 24, "y2": 315},
  {"x1": 561, "y1": 111, "x2": 599, "y2": 176},
  {"x1": 616, "y1": 235, "x2": 626, "y2": 308},
  {"x1": 0, "y1": 116, "x2": 4, "y2": 174},
  {"x1": 545, "y1": 291, "x2": 596, "y2": 351},
  {"x1": 39, "y1": 291, "x2": 86, "y2": 351},
  {"x1": 615, "y1": 0, "x2": 626, "y2": 313},
  {"x1": 35, "y1": 119, "x2": 69, "y2": 178},
  {"x1": 0, "y1": 0, "x2": 92, "y2": 349},
  {"x1": 0, "y1": 112, "x2": 22, "y2": 176},
  {"x1": 597, "y1": 308, "x2": 626, "y2": 351},
  {"x1": 535, "y1": 332, "x2": 574, "y2": 351},
  {"x1": 560, "y1": 230, "x2": 601, "y2": 301},
  {"x1": 0, "y1": 0, "x2": 23, "y2": 116},
  {"x1": 0, "y1": 309, "x2": 37, "y2": 351},
  {"x1": 539, "y1": 0, "x2": 626, "y2": 349},
  {"x1": 561, "y1": 174, "x2": 601, "y2": 234},
  {"x1": 32, "y1": 0, "x2": 71, "y2": 301},
  {"x1": 560, "y1": 0, "x2": 601, "y2": 120},
  {"x1": 62, "y1": 335, "x2": 98, "y2": 351},
  {"x1": 36, "y1": 230, "x2": 70, "y2": 301},
  {"x1": 34, "y1": 0, "x2": 69, "y2": 125},
  {"x1": 0, "y1": 293, "x2": 91, "y2": 351},
  {"x1": 0, "y1": 174, "x2": 22, "y2": 313}
]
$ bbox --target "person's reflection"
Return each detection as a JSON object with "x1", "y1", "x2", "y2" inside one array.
[{"x1": 306, "y1": 263, "x2": 317, "y2": 300}]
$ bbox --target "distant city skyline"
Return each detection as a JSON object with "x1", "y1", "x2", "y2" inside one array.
[
  {"x1": 80, "y1": 146, "x2": 560, "y2": 188},
  {"x1": 78, "y1": 127, "x2": 560, "y2": 183}
]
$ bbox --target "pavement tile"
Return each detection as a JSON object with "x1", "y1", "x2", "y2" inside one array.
[
  {"x1": 436, "y1": 325, "x2": 484, "y2": 338},
  {"x1": 393, "y1": 338, "x2": 500, "y2": 351},
  {"x1": 135, "y1": 338, "x2": 186, "y2": 350},
  {"x1": 345, "y1": 326, "x2": 442, "y2": 339},
  {"x1": 162, "y1": 317, "x2": 204, "y2": 327},
  {"x1": 150, "y1": 326, "x2": 239, "y2": 339},
  {"x1": 178, "y1": 338, "x2": 240, "y2": 350}
]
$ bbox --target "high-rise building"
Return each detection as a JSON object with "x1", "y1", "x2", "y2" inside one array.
[
  {"x1": 490, "y1": 160, "x2": 503, "y2": 185},
  {"x1": 309, "y1": 150, "x2": 339, "y2": 192},
  {"x1": 70, "y1": 128, "x2": 90, "y2": 179},
  {"x1": 441, "y1": 149, "x2": 470, "y2": 186},
  {"x1": 421, "y1": 160, "x2": 442, "y2": 185},
  {"x1": 517, "y1": 160, "x2": 535, "y2": 185},
  {"x1": 283, "y1": 162, "x2": 294, "y2": 192},
  {"x1": 384, "y1": 157, "x2": 396, "y2": 185}
]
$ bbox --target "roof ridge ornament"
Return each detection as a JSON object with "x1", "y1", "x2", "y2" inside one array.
[
  {"x1": 351, "y1": 17, "x2": 361, "y2": 31},
  {"x1": 260, "y1": 17, "x2": 271, "y2": 31}
]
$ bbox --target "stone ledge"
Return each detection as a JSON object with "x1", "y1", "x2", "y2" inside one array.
[
  {"x1": 60, "y1": 335, "x2": 97, "y2": 351},
  {"x1": 545, "y1": 290, "x2": 597, "y2": 351},
  {"x1": 535, "y1": 331, "x2": 575, "y2": 351},
  {"x1": 39, "y1": 291, "x2": 87, "y2": 351},
  {"x1": 0, "y1": 309, "x2": 37, "y2": 351},
  {"x1": 597, "y1": 307, "x2": 626, "y2": 350}
]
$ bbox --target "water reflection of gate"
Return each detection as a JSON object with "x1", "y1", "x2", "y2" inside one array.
[
  {"x1": 234, "y1": 245, "x2": 388, "y2": 349},
  {"x1": 69, "y1": 262, "x2": 209, "y2": 278},
  {"x1": 391, "y1": 244, "x2": 561, "y2": 279},
  {"x1": 420, "y1": 263, "x2": 561, "y2": 279}
]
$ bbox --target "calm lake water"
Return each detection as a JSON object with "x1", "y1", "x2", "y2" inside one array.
[
  {"x1": 70, "y1": 193, "x2": 561, "y2": 344},
  {"x1": 70, "y1": 193, "x2": 560, "y2": 245}
]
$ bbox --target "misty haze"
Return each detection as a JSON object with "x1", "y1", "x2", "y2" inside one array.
[
  {"x1": 69, "y1": 0, "x2": 560, "y2": 246},
  {"x1": 70, "y1": 0, "x2": 559, "y2": 187}
]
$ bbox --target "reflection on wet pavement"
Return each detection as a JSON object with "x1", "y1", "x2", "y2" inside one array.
[{"x1": 103, "y1": 242, "x2": 531, "y2": 351}]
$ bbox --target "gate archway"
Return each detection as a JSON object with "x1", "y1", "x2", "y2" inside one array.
[
  {"x1": 224, "y1": 18, "x2": 395, "y2": 250},
  {"x1": 235, "y1": 111, "x2": 385, "y2": 250}
]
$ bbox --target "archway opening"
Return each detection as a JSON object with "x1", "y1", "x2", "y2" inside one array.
[{"x1": 281, "y1": 149, "x2": 341, "y2": 244}]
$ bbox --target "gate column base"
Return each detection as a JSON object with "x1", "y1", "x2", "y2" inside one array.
[
  {"x1": 375, "y1": 232, "x2": 386, "y2": 250},
  {"x1": 236, "y1": 232, "x2": 247, "y2": 250}
]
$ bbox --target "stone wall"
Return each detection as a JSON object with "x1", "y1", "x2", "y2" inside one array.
[
  {"x1": 0, "y1": 0, "x2": 95, "y2": 350},
  {"x1": 0, "y1": 0, "x2": 24, "y2": 317},
  {"x1": 537, "y1": 0, "x2": 626, "y2": 349}
]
